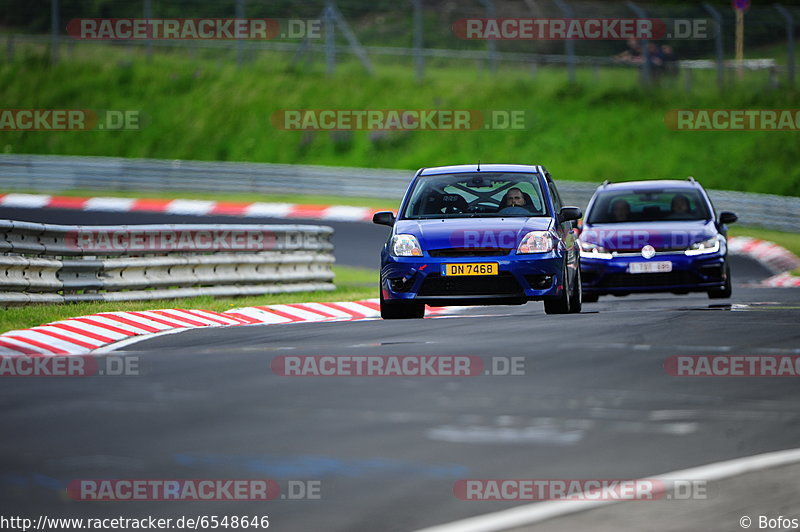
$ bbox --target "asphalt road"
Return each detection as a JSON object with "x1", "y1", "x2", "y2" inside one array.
[
  {"x1": 2, "y1": 276, "x2": 800, "y2": 528},
  {"x1": 0, "y1": 207, "x2": 390, "y2": 269},
  {"x1": 1, "y1": 208, "x2": 799, "y2": 531}
]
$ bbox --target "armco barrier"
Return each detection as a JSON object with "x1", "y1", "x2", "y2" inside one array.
[
  {"x1": 0, "y1": 219, "x2": 335, "y2": 304},
  {"x1": 1, "y1": 155, "x2": 798, "y2": 232}
]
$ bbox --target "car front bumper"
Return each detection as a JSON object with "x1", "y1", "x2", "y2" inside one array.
[
  {"x1": 381, "y1": 251, "x2": 568, "y2": 305},
  {"x1": 580, "y1": 252, "x2": 727, "y2": 294}
]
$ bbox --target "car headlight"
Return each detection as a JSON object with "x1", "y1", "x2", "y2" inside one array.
[
  {"x1": 391, "y1": 234, "x2": 423, "y2": 257},
  {"x1": 685, "y1": 236, "x2": 721, "y2": 256},
  {"x1": 578, "y1": 239, "x2": 614, "y2": 259},
  {"x1": 517, "y1": 231, "x2": 555, "y2": 254}
]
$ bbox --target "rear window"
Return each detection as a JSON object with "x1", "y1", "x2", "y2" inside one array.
[
  {"x1": 587, "y1": 188, "x2": 711, "y2": 224},
  {"x1": 401, "y1": 172, "x2": 548, "y2": 219}
]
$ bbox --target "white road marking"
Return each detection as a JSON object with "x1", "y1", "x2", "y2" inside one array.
[{"x1": 415, "y1": 447, "x2": 800, "y2": 532}]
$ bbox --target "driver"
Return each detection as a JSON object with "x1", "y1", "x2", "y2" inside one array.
[{"x1": 497, "y1": 187, "x2": 533, "y2": 215}]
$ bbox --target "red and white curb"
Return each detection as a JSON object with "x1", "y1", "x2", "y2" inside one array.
[
  {"x1": 728, "y1": 236, "x2": 800, "y2": 287},
  {"x1": 0, "y1": 300, "x2": 451, "y2": 356},
  {"x1": 0, "y1": 193, "x2": 383, "y2": 223},
  {"x1": 759, "y1": 272, "x2": 800, "y2": 288}
]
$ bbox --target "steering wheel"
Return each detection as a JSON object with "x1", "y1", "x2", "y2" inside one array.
[{"x1": 467, "y1": 203, "x2": 497, "y2": 214}]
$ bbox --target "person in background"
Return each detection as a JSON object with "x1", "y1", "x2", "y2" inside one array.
[{"x1": 614, "y1": 38, "x2": 642, "y2": 65}]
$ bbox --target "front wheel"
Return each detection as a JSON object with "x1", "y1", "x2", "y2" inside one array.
[
  {"x1": 568, "y1": 265, "x2": 582, "y2": 313},
  {"x1": 708, "y1": 263, "x2": 732, "y2": 299},
  {"x1": 544, "y1": 263, "x2": 571, "y2": 315},
  {"x1": 380, "y1": 293, "x2": 425, "y2": 319}
]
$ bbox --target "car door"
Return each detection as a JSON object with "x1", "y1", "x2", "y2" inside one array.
[{"x1": 545, "y1": 172, "x2": 580, "y2": 278}]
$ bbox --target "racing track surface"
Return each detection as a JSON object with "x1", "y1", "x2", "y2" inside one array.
[{"x1": 1, "y1": 208, "x2": 800, "y2": 531}]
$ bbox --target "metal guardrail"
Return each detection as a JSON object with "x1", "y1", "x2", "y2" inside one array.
[
  {"x1": 7, "y1": 33, "x2": 783, "y2": 70},
  {"x1": 1, "y1": 154, "x2": 798, "y2": 232},
  {"x1": 0, "y1": 219, "x2": 335, "y2": 304}
]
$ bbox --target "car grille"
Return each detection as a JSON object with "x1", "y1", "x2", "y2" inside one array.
[
  {"x1": 418, "y1": 273, "x2": 522, "y2": 296},
  {"x1": 428, "y1": 248, "x2": 511, "y2": 258},
  {"x1": 599, "y1": 272, "x2": 694, "y2": 288},
  {"x1": 603, "y1": 245, "x2": 687, "y2": 254}
]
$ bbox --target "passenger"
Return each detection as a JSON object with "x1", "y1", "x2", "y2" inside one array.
[{"x1": 611, "y1": 199, "x2": 631, "y2": 222}]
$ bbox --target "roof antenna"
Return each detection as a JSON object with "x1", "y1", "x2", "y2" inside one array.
[{"x1": 477, "y1": 160, "x2": 481, "y2": 171}]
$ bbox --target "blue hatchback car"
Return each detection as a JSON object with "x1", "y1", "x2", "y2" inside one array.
[
  {"x1": 579, "y1": 179, "x2": 738, "y2": 302},
  {"x1": 372, "y1": 164, "x2": 583, "y2": 319}
]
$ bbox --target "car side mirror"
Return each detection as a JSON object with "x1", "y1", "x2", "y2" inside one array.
[
  {"x1": 719, "y1": 211, "x2": 738, "y2": 225},
  {"x1": 372, "y1": 211, "x2": 396, "y2": 226},
  {"x1": 558, "y1": 206, "x2": 582, "y2": 224}
]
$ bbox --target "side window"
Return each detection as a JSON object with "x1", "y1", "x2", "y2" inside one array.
[
  {"x1": 547, "y1": 179, "x2": 563, "y2": 213},
  {"x1": 703, "y1": 191, "x2": 717, "y2": 220}
]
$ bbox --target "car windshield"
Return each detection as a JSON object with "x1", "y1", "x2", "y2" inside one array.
[
  {"x1": 587, "y1": 188, "x2": 711, "y2": 224},
  {"x1": 401, "y1": 172, "x2": 547, "y2": 219}
]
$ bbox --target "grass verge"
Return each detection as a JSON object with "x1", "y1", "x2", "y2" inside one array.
[
  {"x1": 729, "y1": 226, "x2": 800, "y2": 257},
  {"x1": 0, "y1": 265, "x2": 378, "y2": 334},
  {"x1": 2, "y1": 44, "x2": 799, "y2": 196},
  {"x1": 730, "y1": 226, "x2": 800, "y2": 277}
]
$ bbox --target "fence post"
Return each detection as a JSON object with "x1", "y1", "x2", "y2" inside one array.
[
  {"x1": 236, "y1": 0, "x2": 245, "y2": 66},
  {"x1": 325, "y1": 0, "x2": 336, "y2": 75},
  {"x1": 144, "y1": 0, "x2": 153, "y2": 61},
  {"x1": 703, "y1": 2, "x2": 725, "y2": 91},
  {"x1": 553, "y1": 0, "x2": 576, "y2": 84},
  {"x1": 50, "y1": 0, "x2": 60, "y2": 64},
  {"x1": 775, "y1": 4, "x2": 796, "y2": 88},
  {"x1": 6, "y1": 34, "x2": 13, "y2": 62},
  {"x1": 479, "y1": 0, "x2": 497, "y2": 73},
  {"x1": 412, "y1": 0, "x2": 424, "y2": 82},
  {"x1": 329, "y1": 3, "x2": 375, "y2": 75},
  {"x1": 627, "y1": 1, "x2": 651, "y2": 87}
]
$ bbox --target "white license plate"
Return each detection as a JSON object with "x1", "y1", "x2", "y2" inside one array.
[{"x1": 629, "y1": 261, "x2": 673, "y2": 274}]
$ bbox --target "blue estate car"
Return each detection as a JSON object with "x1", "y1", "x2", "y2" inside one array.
[
  {"x1": 579, "y1": 178, "x2": 738, "y2": 302},
  {"x1": 372, "y1": 164, "x2": 583, "y2": 319}
]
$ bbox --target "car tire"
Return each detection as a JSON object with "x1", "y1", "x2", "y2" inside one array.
[
  {"x1": 568, "y1": 265, "x2": 582, "y2": 313},
  {"x1": 544, "y1": 263, "x2": 571, "y2": 315},
  {"x1": 708, "y1": 263, "x2": 732, "y2": 299},
  {"x1": 380, "y1": 292, "x2": 425, "y2": 319}
]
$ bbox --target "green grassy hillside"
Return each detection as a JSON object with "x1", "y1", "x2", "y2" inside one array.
[{"x1": 2, "y1": 45, "x2": 799, "y2": 196}]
